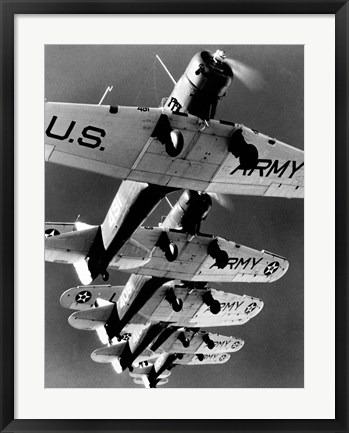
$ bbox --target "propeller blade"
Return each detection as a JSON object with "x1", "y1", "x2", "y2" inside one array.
[
  {"x1": 208, "y1": 193, "x2": 234, "y2": 211},
  {"x1": 225, "y1": 58, "x2": 265, "y2": 91}
]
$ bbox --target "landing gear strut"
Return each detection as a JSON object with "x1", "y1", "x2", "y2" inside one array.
[{"x1": 102, "y1": 270, "x2": 109, "y2": 281}]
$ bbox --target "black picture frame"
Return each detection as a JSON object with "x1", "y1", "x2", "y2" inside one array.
[{"x1": 1, "y1": 1, "x2": 347, "y2": 432}]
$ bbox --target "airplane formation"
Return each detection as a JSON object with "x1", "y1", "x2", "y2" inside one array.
[{"x1": 45, "y1": 48, "x2": 304, "y2": 388}]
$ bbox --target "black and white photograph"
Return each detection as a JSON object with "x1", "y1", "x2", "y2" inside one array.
[{"x1": 45, "y1": 45, "x2": 304, "y2": 388}]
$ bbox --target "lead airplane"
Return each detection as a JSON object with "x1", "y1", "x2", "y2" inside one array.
[{"x1": 45, "y1": 49, "x2": 303, "y2": 284}]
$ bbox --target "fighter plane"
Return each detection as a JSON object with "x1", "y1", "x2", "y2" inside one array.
[
  {"x1": 45, "y1": 49, "x2": 304, "y2": 199},
  {"x1": 60, "y1": 282, "x2": 263, "y2": 387},
  {"x1": 45, "y1": 188, "x2": 289, "y2": 285},
  {"x1": 61, "y1": 282, "x2": 264, "y2": 336}
]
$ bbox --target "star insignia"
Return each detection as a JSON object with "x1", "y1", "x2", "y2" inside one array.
[
  {"x1": 264, "y1": 261, "x2": 280, "y2": 276},
  {"x1": 75, "y1": 290, "x2": 92, "y2": 303}
]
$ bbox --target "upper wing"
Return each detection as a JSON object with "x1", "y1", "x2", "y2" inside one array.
[
  {"x1": 45, "y1": 103, "x2": 303, "y2": 198},
  {"x1": 111, "y1": 226, "x2": 289, "y2": 283}
]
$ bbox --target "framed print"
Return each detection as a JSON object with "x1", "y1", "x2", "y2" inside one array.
[{"x1": 1, "y1": 1, "x2": 348, "y2": 432}]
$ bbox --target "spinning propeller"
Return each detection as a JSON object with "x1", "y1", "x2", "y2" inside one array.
[
  {"x1": 208, "y1": 192, "x2": 234, "y2": 211},
  {"x1": 213, "y1": 50, "x2": 265, "y2": 92}
]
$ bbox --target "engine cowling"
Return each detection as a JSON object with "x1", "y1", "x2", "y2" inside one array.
[
  {"x1": 162, "y1": 190, "x2": 212, "y2": 235},
  {"x1": 165, "y1": 50, "x2": 233, "y2": 120}
]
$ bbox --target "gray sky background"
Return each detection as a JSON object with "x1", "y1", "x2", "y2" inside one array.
[{"x1": 45, "y1": 45, "x2": 304, "y2": 388}]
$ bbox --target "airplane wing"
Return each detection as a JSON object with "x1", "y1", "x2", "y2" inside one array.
[
  {"x1": 45, "y1": 103, "x2": 303, "y2": 198},
  {"x1": 111, "y1": 226, "x2": 289, "y2": 283}
]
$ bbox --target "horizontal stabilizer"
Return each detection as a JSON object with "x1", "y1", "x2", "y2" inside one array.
[
  {"x1": 132, "y1": 376, "x2": 169, "y2": 387},
  {"x1": 45, "y1": 222, "x2": 96, "y2": 236},
  {"x1": 45, "y1": 226, "x2": 98, "y2": 264},
  {"x1": 68, "y1": 304, "x2": 115, "y2": 330},
  {"x1": 60, "y1": 285, "x2": 123, "y2": 310},
  {"x1": 91, "y1": 342, "x2": 127, "y2": 363},
  {"x1": 130, "y1": 369, "x2": 171, "y2": 380},
  {"x1": 129, "y1": 366, "x2": 153, "y2": 377}
]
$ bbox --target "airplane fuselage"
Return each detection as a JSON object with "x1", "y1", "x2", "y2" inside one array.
[{"x1": 86, "y1": 181, "x2": 174, "y2": 281}]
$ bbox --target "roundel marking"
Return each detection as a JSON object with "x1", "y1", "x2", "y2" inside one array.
[
  {"x1": 219, "y1": 354, "x2": 228, "y2": 362},
  {"x1": 75, "y1": 290, "x2": 92, "y2": 304},
  {"x1": 244, "y1": 302, "x2": 258, "y2": 314},
  {"x1": 231, "y1": 341, "x2": 241, "y2": 349},
  {"x1": 264, "y1": 261, "x2": 280, "y2": 276},
  {"x1": 45, "y1": 228, "x2": 60, "y2": 238}
]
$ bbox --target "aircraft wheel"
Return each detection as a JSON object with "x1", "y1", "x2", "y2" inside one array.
[
  {"x1": 179, "y1": 332, "x2": 190, "y2": 348},
  {"x1": 165, "y1": 288, "x2": 182, "y2": 311},
  {"x1": 203, "y1": 334, "x2": 215, "y2": 350},
  {"x1": 216, "y1": 250, "x2": 229, "y2": 269},
  {"x1": 165, "y1": 130, "x2": 184, "y2": 157},
  {"x1": 210, "y1": 299, "x2": 221, "y2": 315},
  {"x1": 172, "y1": 297, "x2": 183, "y2": 313},
  {"x1": 182, "y1": 338, "x2": 190, "y2": 348},
  {"x1": 239, "y1": 144, "x2": 258, "y2": 169},
  {"x1": 165, "y1": 243, "x2": 178, "y2": 262},
  {"x1": 102, "y1": 271, "x2": 109, "y2": 281}
]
